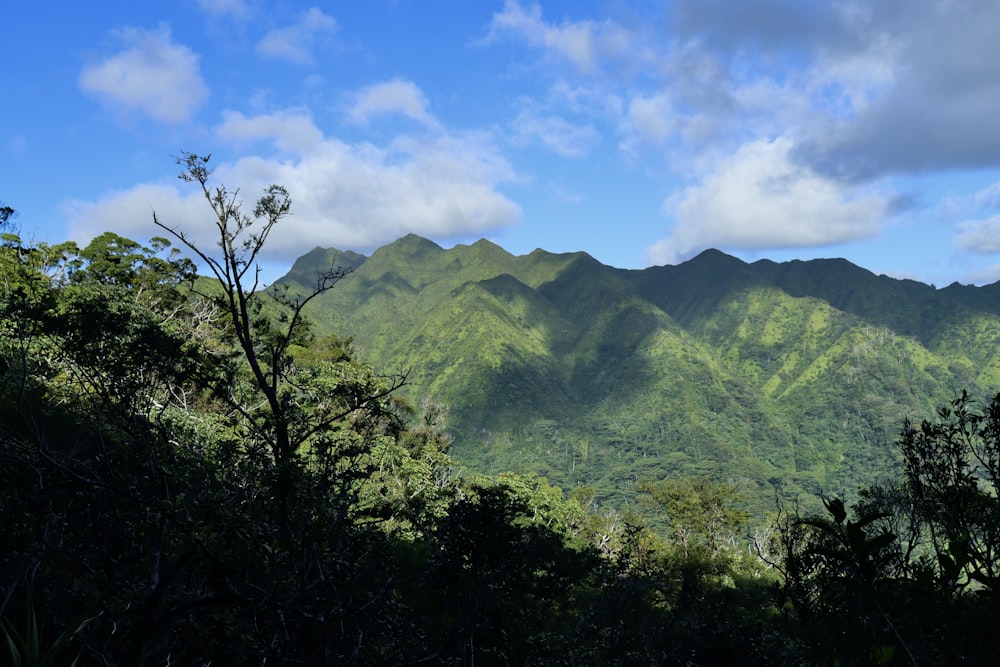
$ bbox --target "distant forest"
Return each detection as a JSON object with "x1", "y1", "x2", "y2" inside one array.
[{"x1": 3, "y1": 159, "x2": 1000, "y2": 664}]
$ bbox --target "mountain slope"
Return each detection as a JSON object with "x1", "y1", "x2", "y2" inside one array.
[{"x1": 277, "y1": 237, "x2": 1000, "y2": 514}]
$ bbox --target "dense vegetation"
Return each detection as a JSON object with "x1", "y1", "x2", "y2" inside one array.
[
  {"x1": 280, "y1": 234, "x2": 1000, "y2": 518},
  {"x1": 3, "y1": 164, "x2": 1000, "y2": 664}
]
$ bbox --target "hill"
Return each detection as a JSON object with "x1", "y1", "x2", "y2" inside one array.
[{"x1": 277, "y1": 236, "x2": 1000, "y2": 515}]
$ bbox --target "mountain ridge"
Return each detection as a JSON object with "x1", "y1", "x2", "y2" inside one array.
[{"x1": 276, "y1": 235, "x2": 1000, "y2": 513}]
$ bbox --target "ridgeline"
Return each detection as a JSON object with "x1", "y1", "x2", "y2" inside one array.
[{"x1": 281, "y1": 235, "x2": 1000, "y2": 514}]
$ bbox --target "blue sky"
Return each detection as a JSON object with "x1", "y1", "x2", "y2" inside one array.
[{"x1": 5, "y1": 1, "x2": 1000, "y2": 286}]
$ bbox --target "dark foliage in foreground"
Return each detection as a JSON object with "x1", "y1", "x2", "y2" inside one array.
[{"x1": 3, "y1": 176, "x2": 1000, "y2": 664}]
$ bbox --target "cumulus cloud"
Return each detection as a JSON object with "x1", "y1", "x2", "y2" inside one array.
[
  {"x1": 257, "y1": 7, "x2": 337, "y2": 65},
  {"x1": 66, "y1": 114, "x2": 521, "y2": 264},
  {"x1": 79, "y1": 25, "x2": 209, "y2": 123},
  {"x1": 485, "y1": 0, "x2": 1000, "y2": 190},
  {"x1": 646, "y1": 138, "x2": 891, "y2": 265},
  {"x1": 484, "y1": 0, "x2": 632, "y2": 73},
  {"x1": 670, "y1": 0, "x2": 855, "y2": 56},
  {"x1": 215, "y1": 109, "x2": 324, "y2": 155},
  {"x1": 344, "y1": 79, "x2": 439, "y2": 128},
  {"x1": 484, "y1": 3, "x2": 756, "y2": 157},
  {"x1": 62, "y1": 182, "x2": 207, "y2": 247},
  {"x1": 511, "y1": 109, "x2": 599, "y2": 158}
]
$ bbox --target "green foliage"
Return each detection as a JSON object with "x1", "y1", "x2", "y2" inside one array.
[
  {"x1": 274, "y1": 236, "x2": 999, "y2": 519},
  {"x1": 0, "y1": 173, "x2": 428, "y2": 663},
  {"x1": 2, "y1": 601, "x2": 91, "y2": 667},
  {"x1": 774, "y1": 392, "x2": 1000, "y2": 664},
  {"x1": 422, "y1": 477, "x2": 598, "y2": 663},
  {"x1": 899, "y1": 390, "x2": 1000, "y2": 593},
  {"x1": 637, "y1": 476, "x2": 750, "y2": 558}
]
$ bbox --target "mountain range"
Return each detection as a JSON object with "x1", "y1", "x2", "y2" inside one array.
[{"x1": 277, "y1": 235, "x2": 1000, "y2": 515}]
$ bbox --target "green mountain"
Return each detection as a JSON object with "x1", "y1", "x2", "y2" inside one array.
[{"x1": 278, "y1": 235, "x2": 1000, "y2": 514}]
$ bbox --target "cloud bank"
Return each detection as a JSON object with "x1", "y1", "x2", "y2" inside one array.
[
  {"x1": 67, "y1": 97, "x2": 521, "y2": 263},
  {"x1": 488, "y1": 0, "x2": 1000, "y2": 268},
  {"x1": 648, "y1": 138, "x2": 890, "y2": 264}
]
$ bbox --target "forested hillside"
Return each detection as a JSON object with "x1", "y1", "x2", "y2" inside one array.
[
  {"x1": 5, "y1": 160, "x2": 1000, "y2": 663},
  {"x1": 279, "y1": 235, "x2": 1000, "y2": 515}
]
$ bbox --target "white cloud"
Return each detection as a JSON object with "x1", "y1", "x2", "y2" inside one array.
[
  {"x1": 511, "y1": 109, "x2": 599, "y2": 158},
  {"x1": 216, "y1": 109, "x2": 323, "y2": 155},
  {"x1": 955, "y1": 215, "x2": 1000, "y2": 255},
  {"x1": 79, "y1": 25, "x2": 209, "y2": 123},
  {"x1": 256, "y1": 8, "x2": 337, "y2": 65},
  {"x1": 646, "y1": 137, "x2": 890, "y2": 265},
  {"x1": 485, "y1": 0, "x2": 632, "y2": 73},
  {"x1": 66, "y1": 115, "x2": 521, "y2": 264},
  {"x1": 344, "y1": 79, "x2": 439, "y2": 128},
  {"x1": 62, "y1": 182, "x2": 206, "y2": 248}
]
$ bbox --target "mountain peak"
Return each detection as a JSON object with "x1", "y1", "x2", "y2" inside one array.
[
  {"x1": 466, "y1": 237, "x2": 514, "y2": 261},
  {"x1": 389, "y1": 234, "x2": 444, "y2": 254},
  {"x1": 687, "y1": 248, "x2": 747, "y2": 272},
  {"x1": 470, "y1": 237, "x2": 502, "y2": 250},
  {"x1": 279, "y1": 246, "x2": 366, "y2": 288}
]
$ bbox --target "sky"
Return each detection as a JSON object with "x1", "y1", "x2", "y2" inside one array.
[{"x1": 5, "y1": 1, "x2": 1000, "y2": 287}]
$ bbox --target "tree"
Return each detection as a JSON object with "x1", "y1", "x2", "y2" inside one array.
[
  {"x1": 0, "y1": 227, "x2": 234, "y2": 663},
  {"x1": 0, "y1": 230, "x2": 64, "y2": 413},
  {"x1": 1, "y1": 164, "x2": 434, "y2": 664},
  {"x1": 774, "y1": 392, "x2": 1000, "y2": 665},
  {"x1": 155, "y1": 153, "x2": 400, "y2": 466},
  {"x1": 424, "y1": 475, "x2": 600, "y2": 664},
  {"x1": 899, "y1": 390, "x2": 1000, "y2": 595},
  {"x1": 0, "y1": 201, "x2": 15, "y2": 228},
  {"x1": 637, "y1": 476, "x2": 749, "y2": 558}
]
